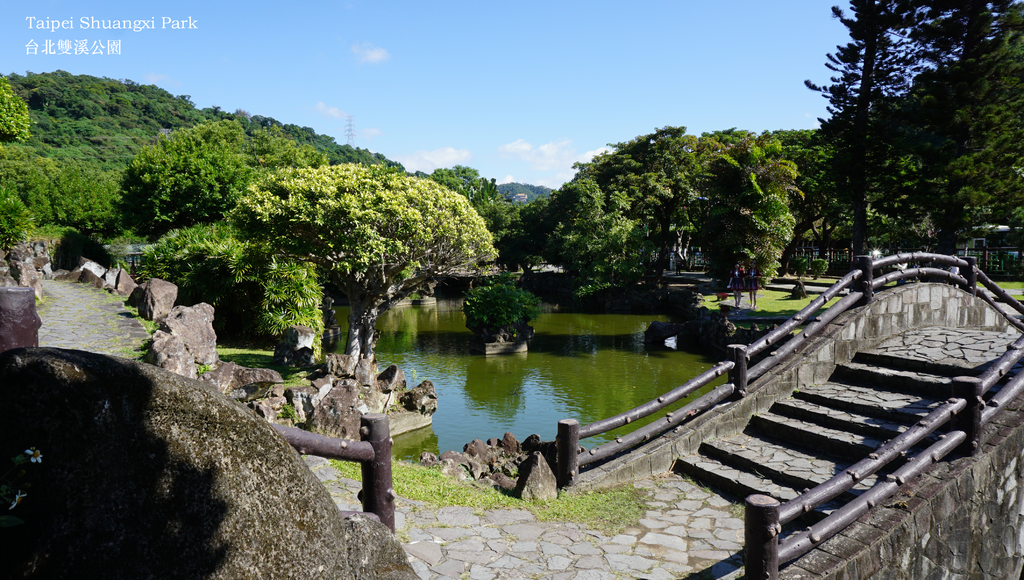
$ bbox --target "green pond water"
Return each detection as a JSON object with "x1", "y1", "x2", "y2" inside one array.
[{"x1": 332, "y1": 299, "x2": 726, "y2": 460}]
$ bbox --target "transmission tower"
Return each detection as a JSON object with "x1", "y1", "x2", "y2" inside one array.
[{"x1": 345, "y1": 116, "x2": 356, "y2": 147}]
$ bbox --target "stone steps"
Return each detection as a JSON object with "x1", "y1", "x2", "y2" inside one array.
[{"x1": 676, "y1": 343, "x2": 959, "y2": 527}]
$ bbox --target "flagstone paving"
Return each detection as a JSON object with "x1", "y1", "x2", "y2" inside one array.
[
  {"x1": 36, "y1": 279, "x2": 150, "y2": 358},
  {"x1": 304, "y1": 455, "x2": 746, "y2": 580}
]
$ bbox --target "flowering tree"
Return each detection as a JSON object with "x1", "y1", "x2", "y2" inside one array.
[{"x1": 233, "y1": 164, "x2": 495, "y2": 359}]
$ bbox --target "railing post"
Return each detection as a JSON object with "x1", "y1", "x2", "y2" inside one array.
[
  {"x1": 557, "y1": 419, "x2": 580, "y2": 488},
  {"x1": 745, "y1": 494, "x2": 781, "y2": 580},
  {"x1": 359, "y1": 413, "x2": 395, "y2": 531},
  {"x1": 951, "y1": 376, "x2": 984, "y2": 456},
  {"x1": 964, "y1": 256, "x2": 978, "y2": 296},
  {"x1": 0, "y1": 287, "x2": 41, "y2": 354},
  {"x1": 854, "y1": 255, "x2": 874, "y2": 307},
  {"x1": 728, "y1": 344, "x2": 748, "y2": 398}
]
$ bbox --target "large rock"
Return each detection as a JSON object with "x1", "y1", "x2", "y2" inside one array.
[
  {"x1": 145, "y1": 330, "x2": 198, "y2": 379},
  {"x1": 376, "y1": 364, "x2": 406, "y2": 393},
  {"x1": 324, "y1": 353, "x2": 358, "y2": 378},
  {"x1": 10, "y1": 259, "x2": 42, "y2": 299},
  {"x1": 162, "y1": 303, "x2": 218, "y2": 366},
  {"x1": 199, "y1": 361, "x2": 241, "y2": 394},
  {"x1": 515, "y1": 451, "x2": 558, "y2": 501},
  {"x1": 113, "y1": 269, "x2": 138, "y2": 297},
  {"x1": 0, "y1": 347, "x2": 416, "y2": 580},
  {"x1": 400, "y1": 380, "x2": 438, "y2": 416},
  {"x1": 310, "y1": 378, "x2": 362, "y2": 439},
  {"x1": 138, "y1": 278, "x2": 178, "y2": 322}
]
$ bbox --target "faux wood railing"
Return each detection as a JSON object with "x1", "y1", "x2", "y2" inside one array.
[
  {"x1": 554, "y1": 253, "x2": 1024, "y2": 578},
  {"x1": 273, "y1": 413, "x2": 396, "y2": 532}
]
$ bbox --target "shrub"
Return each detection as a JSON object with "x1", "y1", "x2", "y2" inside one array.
[
  {"x1": 0, "y1": 188, "x2": 33, "y2": 250},
  {"x1": 792, "y1": 256, "x2": 809, "y2": 278},
  {"x1": 140, "y1": 223, "x2": 324, "y2": 355},
  {"x1": 463, "y1": 274, "x2": 541, "y2": 330},
  {"x1": 810, "y1": 259, "x2": 828, "y2": 279}
]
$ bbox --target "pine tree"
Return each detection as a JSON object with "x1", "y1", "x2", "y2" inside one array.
[
  {"x1": 903, "y1": 0, "x2": 1024, "y2": 254},
  {"x1": 806, "y1": 0, "x2": 916, "y2": 256}
]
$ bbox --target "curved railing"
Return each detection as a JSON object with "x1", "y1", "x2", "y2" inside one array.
[{"x1": 555, "y1": 253, "x2": 1024, "y2": 577}]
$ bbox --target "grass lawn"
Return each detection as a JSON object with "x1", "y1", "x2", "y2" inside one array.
[{"x1": 328, "y1": 459, "x2": 646, "y2": 536}]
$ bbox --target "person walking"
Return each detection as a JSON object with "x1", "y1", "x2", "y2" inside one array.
[
  {"x1": 746, "y1": 261, "x2": 761, "y2": 309},
  {"x1": 728, "y1": 262, "x2": 745, "y2": 307}
]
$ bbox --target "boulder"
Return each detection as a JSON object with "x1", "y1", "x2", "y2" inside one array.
[
  {"x1": 463, "y1": 438, "x2": 489, "y2": 460},
  {"x1": 354, "y1": 358, "x2": 378, "y2": 387},
  {"x1": 113, "y1": 269, "x2": 138, "y2": 297},
  {"x1": 490, "y1": 472, "x2": 518, "y2": 491},
  {"x1": 0, "y1": 274, "x2": 17, "y2": 288},
  {"x1": 235, "y1": 366, "x2": 284, "y2": 389},
  {"x1": 7, "y1": 242, "x2": 33, "y2": 263},
  {"x1": 145, "y1": 330, "x2": 198, "y2": 379},
  {"x1": 0, "y1": 348, "x2": 416, "y2": 580},
  {"x1": 102, "y1": 267, "x2": 121, "y2": 290},
  {"x1": 400, "y1": 380, "x2": 438, "y2": 416},
  {"x1": 10, "y1": 260, "x2": 42, "y2": 299},
  {"x1": 285, "y1": 386, "x2": 318, "y2": 423},
  {"x1": 199, "y1": 361, "x2": 241, "y2": 394},
  {"x1": 162, "y1": 303, "x2": 218, "y2": 366},
  {"x1": 53, "y1": 269, "x2": 78, "y2": 282},
  {"x1": 309, "y1": 378, "x2": 362, "y2": 439},
  {"x1": 273, "y1": 342, "x2": 315, "y2": 367},
  {"x1": 78, "y1": 258, "x2": 107, "y2": 282},
  {"x1": 376, "y1": 364, "x2": 406, "y2": 393},
  {"x1": 79, "y1": 267, "x2": 105, "y2": 289},
  {"x1": 324, "y1": 353, "x2": 357, "y2": 378},
  {"x1": 230, "y1": 383, "x2": 275, "y2": 403},
  {"x1": 515, "y1": 451, "x2": 558, "y2": 501},
  {"x1": 285, "y1": 324, "x2": 316, "y2": 350},
  {"x1": 439, "y1": 457, "x2": 468, "y2": 482},
  {"x1": 419, "y1": 452, "x2": 439, "y2": 467},
  {"x1": 499, "y1": 432, "x2": 521, "y2": 455},
  {"x1": 138, "y1": 278, "x2": 178, "y2": 322}
]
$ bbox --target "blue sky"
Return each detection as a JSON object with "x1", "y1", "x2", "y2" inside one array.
[{"x1": 4, "y1": 1, "x2": 850, "y2": 188}]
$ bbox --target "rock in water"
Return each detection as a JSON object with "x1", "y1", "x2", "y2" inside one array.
[{"x1": 0, "y1": 347, "x2": 416, "y2": 580}]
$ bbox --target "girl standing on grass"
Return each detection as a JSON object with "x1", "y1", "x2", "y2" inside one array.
[
  {"x1": 728, "y1": 262, "x2": 745, "y2": 307},
  {"x1": 746, "y1": 261, "x2": 761, "y2": 310}
]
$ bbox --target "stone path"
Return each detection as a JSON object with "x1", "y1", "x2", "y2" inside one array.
[
  {"x1": 36, "y1": 279, "x2": 150, "y2": 358},
  {"x1": 303, "y1": 455, "x2": 744, "y2": 580}
]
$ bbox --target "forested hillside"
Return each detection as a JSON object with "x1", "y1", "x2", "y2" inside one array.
[
  {"x1": 4, "y1": 70, "x2": 399, "y2": 169},
  {"x1": 497, "y1": 182, "x2": 551, "y2": 201}
]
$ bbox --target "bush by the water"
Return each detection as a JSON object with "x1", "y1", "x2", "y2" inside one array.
[
  {"x1": 140, "y1": 223, "x2": 324, "y2": 352},
  {"x1": 463, "y1": 274, "x2": 541, "y2": 330}
]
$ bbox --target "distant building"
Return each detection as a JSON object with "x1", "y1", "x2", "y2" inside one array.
[{"x1": 513, "y1": 193, "x2": 528, "y2": 203}]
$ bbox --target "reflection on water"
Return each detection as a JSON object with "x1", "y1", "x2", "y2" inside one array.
[{"x1": 333, "y1": 299, "x2": 724, "y2": 460}]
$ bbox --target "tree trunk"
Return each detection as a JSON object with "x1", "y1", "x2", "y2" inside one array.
[{"x1": 344, "y1": 297, "x2": 382, "y2": 360}]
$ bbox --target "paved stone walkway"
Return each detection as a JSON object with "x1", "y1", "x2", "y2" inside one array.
[
  {"x1": 36, "y1": 279, "x2": 150, "y2": 358},
  {"x1": 304, "y1": 455, "x2": 744, "y2": 580}
]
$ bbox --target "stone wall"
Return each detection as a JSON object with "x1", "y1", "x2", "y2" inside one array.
[{"x1": 574, "y1": 283, "x2": 1012, "y2": 490}]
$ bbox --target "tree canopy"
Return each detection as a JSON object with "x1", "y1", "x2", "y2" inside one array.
[
  {"x1": 232, "y1": 164, "x2": 495, "y2": 359},
  {"x1": 0, "y1": 76, "x2": 31, "y2": 144}
]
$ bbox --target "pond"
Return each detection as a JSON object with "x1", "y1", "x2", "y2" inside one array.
[{"x1": 332, "y1": 298, "x2": 726, "y2": 460}]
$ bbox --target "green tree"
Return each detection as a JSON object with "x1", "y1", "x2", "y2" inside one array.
[
  {"x1": 702, "y1": 132, "x2": 799, "y2": 281},
  {"x1": 806, "y1": 0, "x2": 915, "y2": 256},
  {"x1": 0, "y1": 76, "x2": 31, "y2": 143},
  {"x1": 245, "y1": 126, "x2": 328, "y2": 170},
  {"x1": 120, "y1": 120, "x2": 252, "y2": 237},
  {"x1": 903, "y1": 0, "x2": 1024, "y2": 254},
  {"x1": 0, "y1": 187, "x2": 33, "y2": 249},
  {"x1": 584, "y1": 126, "x2": 707, "y2": 276},
  {"x1": 232, "y1": 165, "x2": 495, "y2": 359}
]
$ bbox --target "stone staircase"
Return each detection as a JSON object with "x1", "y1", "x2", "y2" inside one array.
[{"x1": 675, "y1": 345, "x2": 991, "y2": 524}]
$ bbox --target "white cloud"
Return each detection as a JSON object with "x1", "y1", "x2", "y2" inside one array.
[
  {"x1": 394, "y1": 147, "x2": 472, "y2": 174},
  {"x1": 359, "y1": 128, "x2": 383, "y2": 140},
  {"x1": 315, "y1": 101, "x2": 347, "y2": 119},
  {"x1": 497, "y1": 139, "x2": 612, "y2": 187},
  {"x1": 145, "y1": 73, "x2": 179, "y2": 87},
  {"x1": 498, "y1": 175, "x2": 516, "y2": 185},
  {"x1": 352, "y1": 42, "x2": 391, "y2": 64}
]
